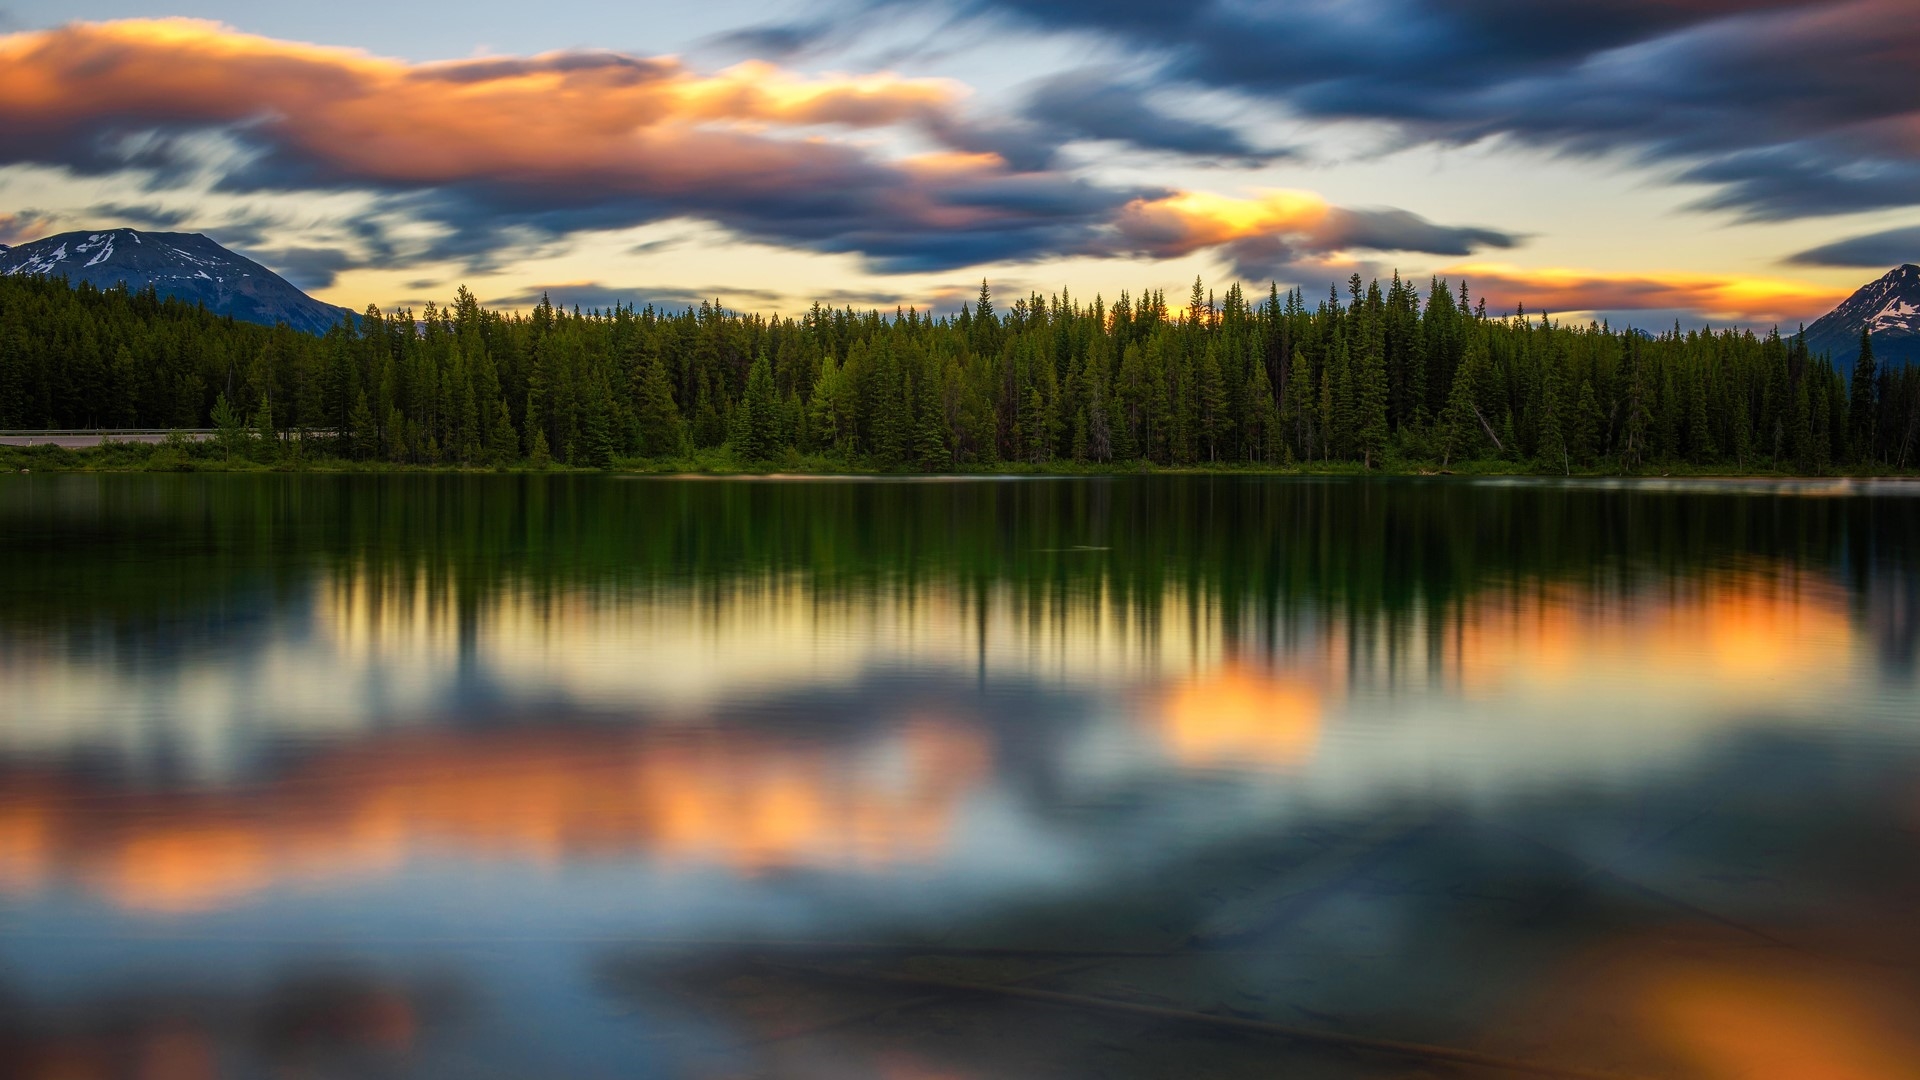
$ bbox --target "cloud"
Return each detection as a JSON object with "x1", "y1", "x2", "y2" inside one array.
[
  {"x1": 84, "y1": 201, "x2": 193, "y2": 230},
  {"x1": 0, "y1": 19, "x2": 1514, "y2": 278},
  {"x1": 797, "y1": 0, "x2": 1920, "y2": 221},
  {"x1": 485, "y1": 281, "x2": 1011, "y2": 316},
  {"x1": 1017, "y1": 69, "x2": 1286, "y2": 163},
  {"x1": 252, "y1": 245, "x2": 358, "y2": 290},
  {"x1": 1113, "y1": 189, "x2": 1517, "y2": 278},
  {"x1": 487, "y1": 282, "x2": 787, "y2": 313},
  {"x1": 1440, "y1": 263, "x2": 1849, "y2": 325},
  {"x1": 1787, "y1": 225, "x2": 1920, "y2": 268},
  {"x1": 0, "y1": 209, "x2": 54, "y2": 245}
]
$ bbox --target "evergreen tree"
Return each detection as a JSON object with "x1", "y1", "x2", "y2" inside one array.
[
  {"x1": 1197, "y1": 342, "x2": 1230, "y2": 461},
  {"x1": 1439, "y1": 355, "x2": 1480, "y2": 468},
  {"x1": 1243, "y1": 360, "x2": 1282, "y2": 463},
  {"x1": 211, "y1": 392, "x2": 244, "y2": 462},
  {"x1": 1850, "y1": 327, "x2": 1878, "y2": 465},
  {"x1": 730, "y1": 351, "x2": 778, "y2": 462},
  {"x1": 631, "y1": 350, "x2": 685, "y2": 457},
  {"x1": 348, "y1": 390, "x2": 378, "y2": 461},
  {"x1": 913, "y1": 359, "x2": 948, "y2": 471},
  {"x1": 1569, "y1": 381, "x2": 1602, "y2": 466},
  {"x1": 250, "y1": 397, "x2": 276, "y2": 462},
  {"x1": 1355, "y1": 338, "x2": 1389, "y2": 468}
]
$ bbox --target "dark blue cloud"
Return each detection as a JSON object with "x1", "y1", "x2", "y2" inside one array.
[
  {"x1": 753, "y1": 0, "x2": 1920, "y2": 221},
  {"x1": 1787, "y1": 226, "x2": 1920, "y2": 269},
  {"x1": 247, "y1": 245, "x2": 357, "y2": 290},
  {"x1": 1018, "y1": 69, "x2": 1289, "y2": 163}
]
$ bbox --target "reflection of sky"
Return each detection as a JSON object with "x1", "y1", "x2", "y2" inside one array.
[
  {"x1": 3, "y1": 486, "x2": 1920, "y2": 1078},
  {"x1": 0, "y1": 559, "x2": 1908, "y2": 917}
]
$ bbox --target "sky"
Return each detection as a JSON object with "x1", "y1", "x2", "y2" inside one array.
[{"x1": 2, "y1": 0, "x2": 1918, "y2": 327}]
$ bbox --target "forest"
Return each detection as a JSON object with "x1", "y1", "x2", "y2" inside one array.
[{"x1": 1, "y1": 271, "x2": 1916, "y2": 472}]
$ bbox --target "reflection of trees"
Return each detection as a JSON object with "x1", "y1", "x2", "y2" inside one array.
[{"x1": 3, "y1": 474, "x2": 1915, "y2": 669}]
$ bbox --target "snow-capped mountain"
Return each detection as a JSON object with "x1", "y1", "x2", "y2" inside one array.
[
  {"x1": 0, "y1": 229, "x2": 353, "y2": 336},
  {"x1": 1802, "y1": 264, "x2": 1920, "y2": 371}
]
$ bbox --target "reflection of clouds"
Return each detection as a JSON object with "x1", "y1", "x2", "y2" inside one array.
[
  {"x1": 1642, "y1": 957, "x2": 1920, "y2": 1080},
  {"x1": 0, "y1": 559, "x2": 1908, "y2": 917},
  {"x1": 1517, "y1": 939, "x2": 1920, "y2": 1080},
  {"x1": 1155, "y1": 665, "x2": 1324, "y2": 771},
  {"x1": 1455, "y1": 568, "x2": 1854, "y2": 697},
  {"x1": 0, "y1": 720, "x2": 989, "y2": 913}
]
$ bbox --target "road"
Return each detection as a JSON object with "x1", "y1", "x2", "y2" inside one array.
[{"x1": 0, "y1": 431, "x2": 213, "y2": 448}]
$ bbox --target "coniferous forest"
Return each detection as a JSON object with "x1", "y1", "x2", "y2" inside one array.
[{"x1": 3, "y1": 272, "x2": 1917, "y2": 473}]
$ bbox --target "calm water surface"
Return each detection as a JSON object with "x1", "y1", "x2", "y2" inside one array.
[{"x1": 1, "y1": 474, "x2": 1917, "y2": 1079}]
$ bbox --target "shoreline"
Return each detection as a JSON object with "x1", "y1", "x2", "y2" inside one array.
[{"x1": 3, "y1": 442, "x2": 1916, "y2": 481}]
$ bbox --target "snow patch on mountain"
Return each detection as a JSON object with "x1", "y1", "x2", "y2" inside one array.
[
  {"x1": 1802, "y1": 264, "x2": 1920, "y2": 371},
  {"x1": 0, "y1": 228, "x2": 353, "y2": 336}
]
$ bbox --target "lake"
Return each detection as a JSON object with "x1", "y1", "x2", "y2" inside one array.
[{"x1": 1, "y1": 474, "x2": 1917, "y2": 1079}]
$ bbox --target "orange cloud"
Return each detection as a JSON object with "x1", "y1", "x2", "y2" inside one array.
[
  {"x1": 1117, "y1": 189, "x2": 1336, "y2": 258},
  {"x1": 1442, "y1": 263, "x2": 1851, "y2": 324},
  {"x1": 1111, "y1": 189, "x2": 1517, "y2": 277},
  {"x1": 0, "y1": 21, "x2": 1519, "y2": 275},
  {"x1": 0, "y1": 19, "x2": 963, "y2": 190},
  {"x1": 0, "y1": 211, "x2": 57, "y2": 246}
]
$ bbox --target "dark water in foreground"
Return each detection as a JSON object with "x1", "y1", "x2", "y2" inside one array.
[{"x1": 1, "y1": 474, "x2": 1918, "y2": 1080}]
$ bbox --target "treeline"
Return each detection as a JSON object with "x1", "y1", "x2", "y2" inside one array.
[{"x1": 2, "y1": 271, "x2": 1917, "y2": 471}]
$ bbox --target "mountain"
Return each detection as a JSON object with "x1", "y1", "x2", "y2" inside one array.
[
  {"x1": 0, "y1": 229, "x2": 353, "y2": 336},
  {"x1": 1801, "y1": 264, "x2": 1920, "y2": 371}
]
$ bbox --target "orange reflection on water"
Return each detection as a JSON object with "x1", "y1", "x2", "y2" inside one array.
[
  {"x1": 1454, "y1": 569, "x2": 1853, "y2": 697},
  {"x1": 1642, "y1": 959, "x2": 1920, "y2": 1080},
  {"x1": 0, "y1": 720, "x2": 988, "y2": 913},
  {"x1": 1157, "y1": 665, "x2": 1324, "y2": 770}
]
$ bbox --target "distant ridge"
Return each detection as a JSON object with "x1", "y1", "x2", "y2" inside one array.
[
  {"x1": 1801, "y1": 264, "x2": 1920, "y2": 371},
  {"x1": 0, "y1": 229, "x2": 353, "y2": 336}
]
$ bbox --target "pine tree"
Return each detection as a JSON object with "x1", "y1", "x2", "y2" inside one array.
[
  {"x1": 579, "y1": 371, "x2": 617, "y2": 468},
  {"x1": 1330, "y1": 338, "x2": 1356, "y2": 460},
  {"x1": 250, "y1": 397, "x2": 276, "y2": 462},
  {"x1": 914, "y1": 359, "x2": 948, "y2": 471},
  {"x1": 348, "y1": 390, "x2": 378, "y2": 461},
  {"x1": 1283, "y1": 348, "x2": 1314, "y2": 461},
  {"x1": 1082, "y1": 349, "x2": 1113, "y2": 463},
  {"x1": 211, "y1": 392, "x2": 244, "y2": 462},
  {"x1": 1354, "y1": 339, "x2": 1388, "y2": 469},
  {"x1": 730, "y1": 351, "x2": 778, "y2": 462},
  {"x1": 1538, "y1": 361, "x2": 1568, "y2": 473},
  {"x1": 1849, "y1": 327, "x2": 1878, "y2": 465},
  {"x1": 631, "y1": 350, "x2": 685, "y2": 458},
  {"x1": 1569, "y1": 381, "x2": 1602, "y2": 466},
  {"x1": 1197, "y1": 342, "x2": 1230, "y2": 461},
  {"x1": 1439, "y1": 355, "x2": 1480, "y2": 468},
  {"x1": 1243, "y1": 360, "x2": 1281, "y2": 463},
  {"x1": 487, "y1": 398, "x2": 517, "y2": 464},
  {"x1": 1687, "y1": 369, "x2": 1717, "y2": 462}
]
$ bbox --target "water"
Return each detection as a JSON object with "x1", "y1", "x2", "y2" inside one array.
[{"x1": 1, "y1": 474, "x2": 1917, "y2": 1079}]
